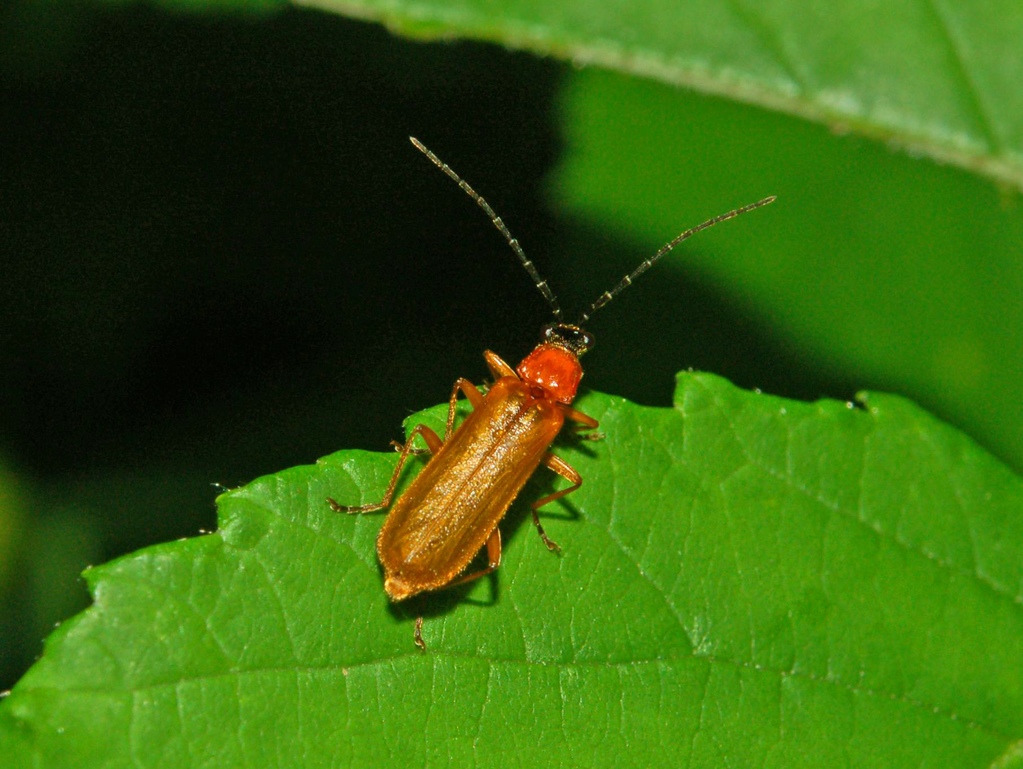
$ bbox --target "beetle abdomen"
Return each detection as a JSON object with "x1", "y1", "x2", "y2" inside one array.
[{"x1": 377, "y1": 377, "x2": 564, "y2": 600}]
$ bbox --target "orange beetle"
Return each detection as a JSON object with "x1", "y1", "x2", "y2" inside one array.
[{"x1": 329, "y1": 138, "x2": 774, "y2": 648}]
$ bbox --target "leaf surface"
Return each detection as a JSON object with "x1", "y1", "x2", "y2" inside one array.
[{"x1": 3, "y1": 373, "x2": 1023, "y2": 767}]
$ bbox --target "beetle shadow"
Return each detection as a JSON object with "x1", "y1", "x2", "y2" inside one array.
[
  {"x1": 561, "y1": 426, "x2": 603, "y2": 457},
  {"x1": 383, "y1": 564, "x2": 501, "y2": 631}
]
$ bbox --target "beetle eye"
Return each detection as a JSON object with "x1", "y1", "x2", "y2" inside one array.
[{"x1": 541, "y1": 323, "x2": 595, "y2": 355}]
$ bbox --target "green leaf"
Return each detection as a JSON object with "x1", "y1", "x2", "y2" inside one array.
[
  {"x1": 3, "y1": 374, "x2": 1022, "y2": 767},
  {"x1": 297, "y1": 0, "x2": 1023, "y2": 191}
]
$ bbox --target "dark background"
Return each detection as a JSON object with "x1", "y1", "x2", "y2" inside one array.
[{"x1": 0, "y1": 4, "x2": 847, "y2": 690}]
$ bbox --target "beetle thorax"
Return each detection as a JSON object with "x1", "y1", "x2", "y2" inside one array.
[{"x1": 516, "y1": 343, "x2": 584, "y2": 405}]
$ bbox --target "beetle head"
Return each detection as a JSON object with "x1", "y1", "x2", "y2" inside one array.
[{"x1": 541, "y1": 323, "x2": 594, "y2": 356}]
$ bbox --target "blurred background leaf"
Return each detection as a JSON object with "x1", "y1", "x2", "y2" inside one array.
[
  {"x1": 1, "y1": 0, "x2": 1020, "y2": 732},
  {"x1": 552, "y1": 69, "x2": 1023, "y2": 477},
  {"x1": 301, "y1": 0, "x2": 1023, "y2": 191}
]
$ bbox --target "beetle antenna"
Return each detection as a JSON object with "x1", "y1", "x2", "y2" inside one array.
[
  {"x1": 410, "y1": 137, "x2": 564, "y2": 322},
  {"x1": 575, "y1": 195, "x2": 776, "y2": 326}
]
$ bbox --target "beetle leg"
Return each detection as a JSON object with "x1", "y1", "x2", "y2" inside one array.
[
  {"x1": 483, "y1": 350, "x2": 517, "y2": 380},
  {"x1": 562, "y1": 405, "x2": 602, "y2": 441},
  {"x1": 411, "y1": 528, "x2": 502, "y2": 651},
  {"x1": 444, "y1": 527, "x2": 502, "y2": 589},
  {"x1": 528, "y1": 453, "x2": 586, "y2": 552},
  {"x1": 569, "y1": 425, "x2": 605, "y2": 442},
  {"x1": 327, "y1": 423, "x2": 443, "y2": 514},
  {"x1": 390, "y1": 438, "x2": 429, "y2": 456},
  {"x1": 562, "y1": 405, "x2": 599, "y2": 429},
  {"x1": 445, "y1": 377, "x2": 484, "y2": 440}
]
